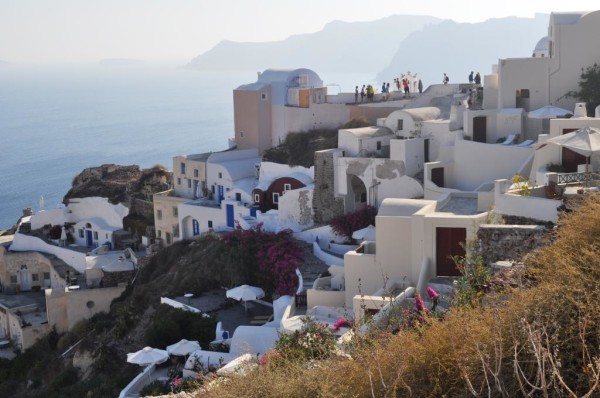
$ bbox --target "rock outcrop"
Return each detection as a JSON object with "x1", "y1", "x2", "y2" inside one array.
[{"x1": 63, "y1": 164, "x2": 172, "y2": 213}]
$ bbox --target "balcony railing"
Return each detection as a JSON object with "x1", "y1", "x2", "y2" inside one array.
[{"x1": 557, "y1": 172, "x2": 600, "y2": 185}]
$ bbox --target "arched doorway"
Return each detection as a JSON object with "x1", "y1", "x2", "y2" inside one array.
[{"x1": 346, "y1": 175, "x2": 367, "y2": 212}]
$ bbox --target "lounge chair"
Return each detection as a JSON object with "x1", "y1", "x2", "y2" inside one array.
[
  {"x1": 545, "y1": 181, "x2": 564, "y2": 199},
  {"x1": 499, "y1": 134, "x2": 516, "y2": 145},
  {"x1": 515, "y1": 139, "x2": 535, "y2": 147}
]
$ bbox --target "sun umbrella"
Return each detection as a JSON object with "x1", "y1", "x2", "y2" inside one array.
[
  {"x1": 352, "y1": 225, "x2": 376, "y2": 240},
  {"x1": 166, "y1": 339, "x2": 201, "y2": 357},
  {"x1": 529, "y1": 105, "x2": 573, "y2": 133},
  {"x1": 226, "y1": 284, "x2": 265, "y2": 312},
  {"x1": 545, "y1": 126, "x2": 600, "y2": 184},
  {"x1": 528, "y1": 105, "x2": 573, "y2": 119},
  {"x1": 127, "y1": 346, "x2": 169, "y2": 366}
]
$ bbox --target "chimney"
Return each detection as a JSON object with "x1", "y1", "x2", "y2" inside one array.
[{"x1": 574, "y1": 102, "x2": 587, "y2": 118}]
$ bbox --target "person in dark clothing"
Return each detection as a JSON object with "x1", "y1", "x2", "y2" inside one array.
[
  {"x1": 360, "y1": 85, "x2": 365, "y2": 102},
  {"x1": 468, "y1": 71, "x2": 474, "y2": 84},
  {"x1": 443, "y1": 73, "x2": 449, "y2": 84},
  {"x1": 475, "y1": 72, "x2": 481, "y2": 85},
  {"x1": 355, "y1": 86, "x2": 359, "y2": 103},
  {"x1": 418, "y1": 79, "x2": 423, "y2": 93}
]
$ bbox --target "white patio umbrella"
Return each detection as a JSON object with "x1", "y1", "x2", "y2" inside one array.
[
  {"x1": 226, "y1": 284, "x2": 265, "y2": 312},
  {"x1": 166, "y1": 339, "x2": 201, "y2": 357},
  {"x1": 127, "y1": 346, "x2": 169, "y2": 366},
  {"x1": 528, "y1": 105, "x2": 573, "y2": 119},
  {"x1": 529, "y1": 105, "x2": 573, "y2": 133},
  {"x1": 545, "y1": 126, "x2": 600, "y2": 184},
  {"x1": 352, "y1": 224, "x2": 376, "y2": 240}
]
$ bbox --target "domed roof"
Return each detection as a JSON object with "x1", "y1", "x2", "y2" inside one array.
[{"x1": 534, "y1": 36, "x2": 548, "y2": 52}]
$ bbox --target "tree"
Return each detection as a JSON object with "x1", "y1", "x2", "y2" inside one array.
[{"x1": 576, "y1": 63, "x2": 600, "y2": 115}]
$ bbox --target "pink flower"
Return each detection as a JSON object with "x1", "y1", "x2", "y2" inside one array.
[
  {"x1": 427, "y1": 287, "x2": 439, "y2": 300},
  {"x1": 414, "y1": 293, "x2": 427, "y2": 313},
  {"x1": 332, "y1": 317, "x2": 351, "y2": 330}
]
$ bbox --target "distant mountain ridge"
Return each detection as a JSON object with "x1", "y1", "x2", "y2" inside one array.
[
  {"x1": 188, "y1": 14, "x2": 549, "y2": 85},
  {"x1": 187, "y1": 15, "x2": 442, "y2": 73},
  {"x1": 378, "y1": 14, "x2": 549, "y2": 86}
]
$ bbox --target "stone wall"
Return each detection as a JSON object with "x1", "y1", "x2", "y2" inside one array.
[
  {"x1": 313, "y1": 149, "x2": 344, "y2": 224},
  {"x1": 475, "y1": 224, "x2": 553, "y2": 265},
  {"x1": 102, "y1": 270, "x2": 135, "y2": 287},
  {"x1": 130, "y1": 198, "x2": 154, "y2": 220}
]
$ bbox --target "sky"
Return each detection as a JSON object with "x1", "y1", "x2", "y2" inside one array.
[{"x1": 0, "y1": 0, "x2": 596, "y2": 65}]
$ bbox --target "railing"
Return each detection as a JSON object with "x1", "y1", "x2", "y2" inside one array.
[{"x1": 557, "y1": 172, "x2": 600, "y2": 184}]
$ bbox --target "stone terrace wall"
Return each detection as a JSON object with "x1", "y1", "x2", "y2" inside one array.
[
  {"x1": 313, "y1": 150, "x2": 344, "y2": 224},
  {"x1": 475, "y1": 224, "x2": 553, "y2": 265}
]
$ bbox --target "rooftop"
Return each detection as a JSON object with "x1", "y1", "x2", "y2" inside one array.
[{"x1": 436, "y1": 196, "x2": 480, "y2": 215}]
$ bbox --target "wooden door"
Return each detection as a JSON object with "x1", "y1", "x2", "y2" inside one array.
[
  {"x1": 431, "y1": 168, "x2": 444, "y2": 188},
  {"x1": 436, "y1": 227, "x2": 466, "y2": 276},
  {"x1": 561, "y1": 128, "x2": 586, "y2": 173},
  {"x1": 473, "y1": 116, "x2": 487, "y2": 143}
]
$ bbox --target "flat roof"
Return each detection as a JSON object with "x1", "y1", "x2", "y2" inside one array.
[
  {"x1": 435, "y1": 197, "x2": 480, "y2": 215},
  {"x1": 86, "y1": 251, "x2": 135, "y2": 272}
]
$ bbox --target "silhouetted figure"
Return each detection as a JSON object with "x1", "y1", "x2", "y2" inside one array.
[
  {"x1": 355, "y1": 86, "x2": 359, "y2": 103},
  {"x1": 475, "y1": 72, "x2": 481, "y2": 85},
  {"x1": 418, "y1": 79, "x2": 423, "y2": 93},
  {"x1": 360, "y1": 85, "x2": 365, "y2": 102},
  {"x1": 443, "y1": 73, "x2": 449, "y2": 84},
  {"x1": 468, "y1": 71, "x2": 474, "y2": 84}
]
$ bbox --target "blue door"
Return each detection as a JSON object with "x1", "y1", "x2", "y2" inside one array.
[
  {"x1": 226, "y1": 204, "x2": 234, "y2": 228},
  {"x1": 86, "y1": 230, "x2": 93, "y2": 247},
  {"x1": 250, "y1": 207, "x2": 257, "y2": 217},
  {"x1": 192, "y1": 219, "x2": 200, "y2": 236},
  {"x1": 218, "y1": 185, "x2": 224, "y2": 204}
]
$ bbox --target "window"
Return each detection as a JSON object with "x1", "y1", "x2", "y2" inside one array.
[
  {"x1": 157, "y1": 230, "x2": 162, "y2": 238},
  {"x1": 254, "y1": 194, "x2": 260, "y2": 203},
  {"x1": 32, "y1": 274, "x2": 39, "y2": 282},
  {"x1": 273, "y1": 193, "x2": 280, "y2": 204},
  {"x1": 172, "y1": 207, "x2": 178, "y2": 217},
  {"x1": 194, "y1": 169, "x2": 199, "y2": 178},
  {"x1": 187, "y1": 179, "x2": 192, "y2": 188},
  {"x1": 10, "y1": 275, "x2": 17, "y2": 284},
  {"x1": 208, "y1": 221, "x2": 213, "y2": 228},
  {"x1": 397, "y1": 119, "x2": 404, "y2": 130},
  {"x1": 284, "y1": 183, "x2": 292, "y2": 191},
  {"x1": 240, "y1": 131, "x2": 244, "y2": 138},
  {"x1": 157, "y1": 210, "x2": 163, "y2": 220},
  {"x1": 235, "y1": 193, "x2": 241, "y2": 201},
  {"x1": 177, "y1": 178, "x2": 181, "y2": 185},
  {"x1": 79, "y1": 229, "x2": 84, "y2": 238},
  {"x1": 298, "y1": 74, "x2": 309, "y2": 87},
  {"x1": 261, "y1": 93, "x2": 268, "y2": 100},
  {"x1": 218, "y1": 172, "x2": 222, "y2": 179},
  {"x1": 377, "y1": 141, "x2": 382, "y2": 150},
  {"x1": 211, "y1": 186, "x2": 215, "y2": 194},
  {"x1": 44, "y1": 272, "x2": 50, "y2": 280},
  {"x1": 180, "y1": 162, "x2": 186, "y2": 174},
  {"x1": 166, "y1": 232, "x2": 172, "y2": 245},
  {"x1": 93, "y1": 231, "x2": 98, "y2": 240},
  {"x1": 192, "y1": 219, "x2": 200, "y2": 236}
]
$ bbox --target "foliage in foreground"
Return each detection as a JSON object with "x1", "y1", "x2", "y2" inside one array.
[{"x1": 199, "y1": 195, "x2": 600, "y2": 397}]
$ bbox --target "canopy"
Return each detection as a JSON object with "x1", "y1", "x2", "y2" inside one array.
[
  {"x1": 528, "y1": 105, "x2": 573, "y2": 119},
  {"x1": 352, "y1": 225, "x2": 376, "y2": 240},
  {"x1": 126, "y1": 346, "x2": 169, "y2": 366},
  {"x1": 226, "y1": 285, "x2": 265, "y2": 302},
  {"x1": 166, "y1": 339, "x2": 201, "y2": 356},
  {"x1": 545, "y1": 126, "x2": 600, "y2": 157}
]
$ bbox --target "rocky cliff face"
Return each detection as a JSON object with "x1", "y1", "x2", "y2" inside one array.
[{"x1": 63, "y1": 164, "x2": 172, "y2": 213}]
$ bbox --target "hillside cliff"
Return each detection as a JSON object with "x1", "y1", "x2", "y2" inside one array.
[{"x1": 63, "y1": 164, "x2": 171, "y2": 210}]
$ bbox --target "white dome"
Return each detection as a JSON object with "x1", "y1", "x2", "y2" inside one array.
[{"x1": 532, "y1": 36, "x2": 548, "y2": 57}]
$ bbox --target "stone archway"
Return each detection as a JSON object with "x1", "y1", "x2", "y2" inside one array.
[{"x1": 346, "y1": 175, "x2": 367, "y2": 213}]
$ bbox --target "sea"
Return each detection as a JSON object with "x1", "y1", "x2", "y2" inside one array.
[{"x1": 0, "y1": 65, "x2": 374, "y2": 230}]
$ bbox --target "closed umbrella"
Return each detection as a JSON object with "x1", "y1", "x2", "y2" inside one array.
[
  {"x1": 127, "y1": 346, "x2": 169, "y2": 366},
  {"x1": 226, "y1": 284, "x2": 265, "y2": 312},
  {"x1": 166, "y1": 339, "x2": 201, "y2": 357}
]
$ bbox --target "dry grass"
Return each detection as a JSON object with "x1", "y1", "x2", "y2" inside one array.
[{"x1": 198, "y1": 195, "x2": 600, "y2": 397}]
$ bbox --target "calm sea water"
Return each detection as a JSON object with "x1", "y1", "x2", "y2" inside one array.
[{"x1": 0, "y1": 66, "x2": 373, "y2": 230}]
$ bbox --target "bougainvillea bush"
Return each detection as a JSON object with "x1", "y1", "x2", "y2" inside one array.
[
  {"x1": 221, "y1": 224, "x2": 303, "y2": 296},
  {"x1": 329, "y1": 205, "x2": 377, "y2": 241}
]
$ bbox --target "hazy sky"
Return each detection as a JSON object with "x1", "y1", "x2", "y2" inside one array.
[{"x1": 0, "y1": 0, "x2": 595, "y2": 65}]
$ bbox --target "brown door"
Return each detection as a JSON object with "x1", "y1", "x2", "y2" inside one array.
[
  {"x1": 473, "y1": 116, "x2": 487, "y2": 143},
  {"x1": 299, "y1": 89, "x2": 310, "y2": 108},
  {"x1": 561, "y1": 128, "x2": 586, "y2": 173},
  {"x1": 431, "y1": 168, "x2": 444, "y2": 187},
  {"x1": 436, "y1": 227, "x2": 466, "y2": 276}
]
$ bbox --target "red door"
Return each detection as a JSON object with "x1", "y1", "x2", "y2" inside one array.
[
  {"x1": 436, "y1": 227, "x2": 466, "y2": 276},
  {"x1": 562, "y1": 128, "x2": 587, "y2": 173}
]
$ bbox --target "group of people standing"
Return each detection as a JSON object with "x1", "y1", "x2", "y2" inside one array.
[
  {"x1": 355, "y1": 85, "x2": 376, "y2": 103},
  {"x1": 468, "y1": 71, "x2": 481, "y2": 85},
  {"x1": 354, "y1": 76, "x2": 424, "y2": 103}
]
